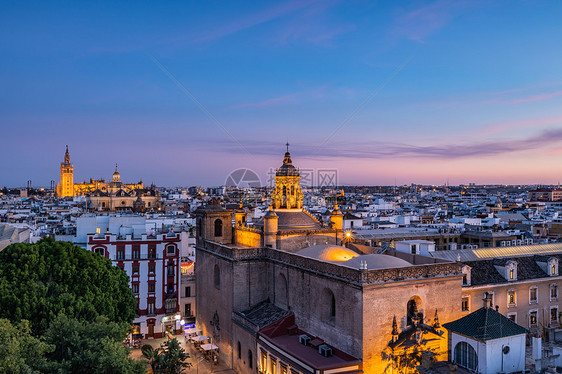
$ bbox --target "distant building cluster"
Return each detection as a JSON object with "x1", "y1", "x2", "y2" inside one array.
[{"x1": 56, "y1": 146, "x2": 161, "y2": 212}]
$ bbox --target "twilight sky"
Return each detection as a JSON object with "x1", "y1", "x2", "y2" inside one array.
[{"x1": 2, "y1": 0, "x2": 562, "y2": 187}]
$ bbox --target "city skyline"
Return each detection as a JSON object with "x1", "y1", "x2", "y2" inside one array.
[{"x1": 2, "y1": 1, "x2": 562, "y2": 186}]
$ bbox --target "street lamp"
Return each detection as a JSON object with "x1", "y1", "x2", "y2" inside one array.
[{"x1": 343, "y1": 231, "x2": 352, "y2": 247}]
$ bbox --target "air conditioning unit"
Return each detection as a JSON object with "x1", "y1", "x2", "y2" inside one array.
[
  {"x1": 299, "y1": 335, "x2": 311, "y2": 346},
  {"x1": 318, "y1": 344, "x2": 332, "y2": 357}
]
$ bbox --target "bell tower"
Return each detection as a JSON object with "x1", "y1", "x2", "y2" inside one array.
[
  {"x1": 57, "y1": 145, "x2": 74, "y2": 197},
  {"x1": 270, "y1": 143, "x2": 303, "y2": 210}
]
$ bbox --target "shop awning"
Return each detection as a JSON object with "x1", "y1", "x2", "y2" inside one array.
[
  {"x1": 201, "y1": 343, "x2": 219, "y2": 351},
  {"x1": 191, "y1": 335, "x2": 208, "y2": 342},
  {"x1": 185, "y1": 327, "x2": 201, "y2": 334}
]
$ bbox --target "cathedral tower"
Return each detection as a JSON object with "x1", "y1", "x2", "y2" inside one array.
[
  {"x1": 57, "y1": 145, "x2": 74, "y2": 197},
  {"x1": 270, "y1": 143, "x2": 303, "y2": 210}
]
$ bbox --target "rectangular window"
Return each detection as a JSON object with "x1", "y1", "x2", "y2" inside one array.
[
  {"x1": 508, "y1": 290, "x2": 516, "y2": 306},
  {"x1": 551, "y1": 307, "x2": 558, "y2": 323},
  {"x1": 148, "y1": 263, "x2": 155, "y2": 274},
  {"x1": 132, "y1": 283, "x2": 139, "y2": 294},
  {"x1": 133, "y1": 265, "x2": 139, "y2": 275},
  {"x1": 185, "y1": 303, "x2": 192, "y2": 317},
  {"x1": 462, "y1": 274, "x2": 467, "y2": 285},
  {"x1": 185, "y1": 286, "x2": 191, "y2": 297},
  {"x1": 132, "y1": 245, "x2": 140, "y2": 260},
  {"x1": 530, "y1": 311, "x2": 538, "y2": 326},
  {"x1": 260, "y1": 351, "x2": 267, "y2": 371},
  {"x1": 508, "y1": 313, "x2": 517, "y2": 322},
  {"x1": 167, "y1": 245, "x2": 175, "y2": 254},
  {"x1": 462, "y1": 296, "x2": 469, "y2": 312},
  {"x1": 168, "y1": 264, "x2": 174, "y2": 276},
  {"x1": 509, "y1": 268, "x2": 514, "y2": 279},
  {"x1": 148, "y1": 246, "x2": 156, "y2": 259},
  {"x1": 270, "y1": 357, "x2": 277, "y2": 374},
  {"x1": 530, "y1": 287, "x2": 538, "y2": 303},
  {"x1": 552, "y1": 285, "x2": 558, "y2": 300},
  {"x1": 147, "y1": 301, "x2": 155, "y2": 315},
  {"x1": 148, "y1": 282, "x2": 155, "y2": 293},
  {"x1": 117, "y1": 247, "x2": 125, "y2": 260}
]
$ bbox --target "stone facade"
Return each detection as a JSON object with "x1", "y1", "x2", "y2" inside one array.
[{"x1": 194, "y1": 151, "x2": 463, "y2": 373}]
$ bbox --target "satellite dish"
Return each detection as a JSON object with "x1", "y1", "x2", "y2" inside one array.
[{"x1": 502, "y1": 346, "x2": 510, "y2": 354}]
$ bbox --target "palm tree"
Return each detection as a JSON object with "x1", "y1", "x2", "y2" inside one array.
[
  {"x1": 142, "y1": 339, "x2": 191, "y2": 374},
  {"x1": 141, "y1": 344, "x2": 162, "y2": 373}
]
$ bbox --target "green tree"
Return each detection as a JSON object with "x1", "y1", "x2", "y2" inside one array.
[
  {"x1": 0, "y1": 318, "x2": 54, "y2": 373},
  {"x1": 0, "y1": 238, "x2": 136, "y2": 335},
  {"x1": 43, "y1": 314, "x2": 145, "y2": 374},
  {"x1": 142, "y1": 338, "x2": 191, "y2": 374}
]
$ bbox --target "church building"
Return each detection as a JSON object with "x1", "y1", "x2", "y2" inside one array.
[
  {"x1": 195, "y1": 149, "x2": 463, "y2": 373},
  {"x1": 55, "y1": 146, "x2": 161, "y2": 212}
]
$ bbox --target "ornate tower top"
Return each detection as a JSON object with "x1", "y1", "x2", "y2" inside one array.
[
  {"x1": 271, "y1": 146, "x2": 303, "y2": 209},
  {"x1": 63, "y1": 145, "x2": 71, "y2": 165},
  {"x1": 112, "y1": 164, "x2": 121, "y2": 183}
]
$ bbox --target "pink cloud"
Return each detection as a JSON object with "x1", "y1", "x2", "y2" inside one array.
[
  {"x1": 511, "y1": 90, "x2": 562, "y2": 104},
  {"x1": 478, "y1": 116, "x2": 562, "y2": 137}
]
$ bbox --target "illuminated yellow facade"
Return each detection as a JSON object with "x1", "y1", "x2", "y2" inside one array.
[
  {"x1": 270, "y1": 149, "x2": 303, "y2": 210},
  {"x1": 56, "y1": 146, "x2": 75, "y2": 197},
  {"x1": 56, "y1": 146, "x2": 146, "y2": 202}
]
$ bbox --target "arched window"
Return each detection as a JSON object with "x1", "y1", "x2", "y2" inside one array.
[
  {"x1": 282, "y1": 186, "x2": 287, "y2": 196},
  {"x1": 237, "y1": 341, "x2": 241, "y2": 359},
  {"x1": 330, "y1": 293, "x2": 336, "y2": 318},
  {"x1": 248, "y1": 350, "x2": 253, "y2": 368},
  {"x1": 94, "y1": 247, "x2": 104, "y2": 256},
  {"x1": 454, "y1": 341, "x2": 478, "y2": 371},
  {"x1": 214, "y1": 219, "x2": 223, "y2": 237},
  {"x1": 214, "y1": 264, "x2": 220, "y2": 290},
  {"x1": 291, "y1": 186, "x2": 295, "y2": 195},
  {"x1": 407, "y1": 296, "x2": 423, "y2": 326}
]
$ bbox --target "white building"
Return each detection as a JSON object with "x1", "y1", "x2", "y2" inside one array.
[
  {"x1": 395, "y1": 239, "x2": 436, "y2": 256},
  {"x1": 443, "y1": 304, "x2": 527, "y2": 373}
]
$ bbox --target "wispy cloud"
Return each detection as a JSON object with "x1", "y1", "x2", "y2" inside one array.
[
  {"x1": 511, "y1": 90, "x2": 562, "y2": 104},
  {"x1": 478, "y1": 116, "x2": 562, "y2": 136},
  {"x1": 230, "y1": 87, "x2": 326, "y2": 109},
  {"x1": 173, "y1": 0, "x2": 323, "y2": 45},
  {"x1": 392, "y1": 0, "x2": 472, "y2": 42},
  {"x1": 210, "y1": 128, "x2": 562, "y2": 160}
]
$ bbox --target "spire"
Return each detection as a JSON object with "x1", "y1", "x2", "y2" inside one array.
[
  {"x1": 64, "y1": 145, "x2": 70, "y2": 164},
  {"x1": 391, "y1": 315, "x2": 399, "y2": 342},
  {"x1": 286, "y1": 141, "x2": 290, "y2": 153},
  {"x1": 433, "y1": 309, "x2": 440, "y2": 329}
]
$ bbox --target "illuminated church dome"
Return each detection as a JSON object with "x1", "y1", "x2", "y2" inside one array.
[
  {"x1": 112, "y1": 164, "x2": 121, "y2": 183},
  {"x1": 296, "y1": 244, "x2": 359, "y2": 262},
  {"x1": 275, "y1": 151, "x2": 299, "y2": 177}
]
